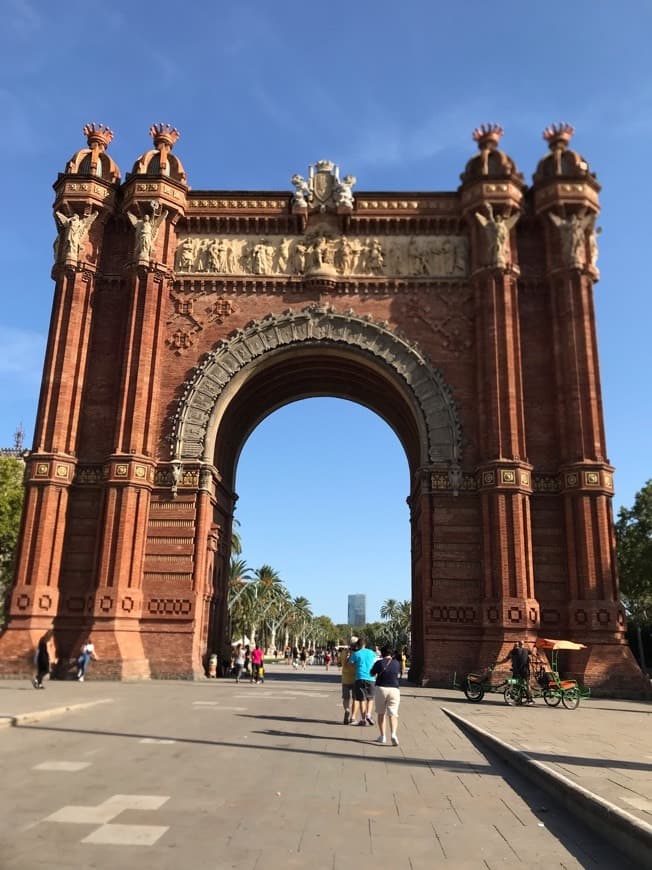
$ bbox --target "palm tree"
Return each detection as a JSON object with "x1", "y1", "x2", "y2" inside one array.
[
  {"x1": 230, "y1": 519, "x2": 243, "y2": 557},
  {"x1": 290, "y1": 596, "x2": 313, "y2": 647},
  {"x1": 251, "y1": 565, "x2": 285, "y2": 650},
  {"x1": 380, "y1": 598, "x2": 411, "y2": 647},
  {"x1": 380, "y1": 599, "x2": 398, "y2": 622},
  {"x1": 228, "y1": 558, "x2": 253, "y2": 641}
]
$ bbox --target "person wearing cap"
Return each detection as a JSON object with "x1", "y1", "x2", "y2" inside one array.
[{"x1": 348, "y1": 638, "x2": 377, "y2": 726}]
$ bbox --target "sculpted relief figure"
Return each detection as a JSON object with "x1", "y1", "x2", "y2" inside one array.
[
  {"x1": 173, "y1": 234, "x2": 471, "y2": 278},
  {"x1": 128, "y1": 209, "x2": 168, "y2": 261},
  {"x1": 176, "y1": 237, "x2": 196, "y2": 272},
  {"x1": 334, "y1": 236, "x2": 354, "y2": 274},
  {"x1": 275, "y1": 238, "x2": 291, "y2": 272},
  {"x1": 475, "y1": 204, "x2": 519, "y2": 269},
  {"x1": 549, "y1": 211, "x2": 591, "y2": 269},
  {"x1": 367, "y1": 239, "x2": 385, "y2": 275},
  {"x1": 54, "y1": 211, "x2": 98, "y2": 263},
  {"x1": 292, "y1": 242, "x2": 307, "y2": 274},
  {"x1": 251, "y1": 241, "x2": 271, "y2": 275}
]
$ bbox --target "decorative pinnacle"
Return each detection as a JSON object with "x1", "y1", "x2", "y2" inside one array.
[
  {"x1": 472, "y1": 123, "x2": 504, "y2": 150},
  {"x1": 149, "y1": 122, "x2": 180, "y2": 150},
  {"x1": 83, "y1": 122, "x2": 113, "y2": 150},
  {"x1": 543, "y1": 122, "x2": 575, "y2": 150}
]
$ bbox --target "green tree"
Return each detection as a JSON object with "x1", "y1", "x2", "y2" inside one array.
[
  {"x1": 0, "y1": 456, "x2": 24, "y2": 621},
  {"x1": 230, "y1": 519, "x2": 243, "y2": 556},
  {"x1": 615, "y1": 480, "x2": 652, "y2": 671},
  {"x1": 289, "y1": 596, "x2": 313, "y2": 647}
]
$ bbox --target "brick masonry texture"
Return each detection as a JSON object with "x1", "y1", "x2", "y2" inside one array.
[{"x1": 1, "y1": 123, "x2": 647, "y2": 696}]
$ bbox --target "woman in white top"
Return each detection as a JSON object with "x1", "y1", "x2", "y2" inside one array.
[{"x1": 77, "y1": 638, "x2": 98, "y2": 681}]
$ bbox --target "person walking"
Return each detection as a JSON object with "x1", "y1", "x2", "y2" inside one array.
[
  {"x1": 233, "y1": 644, "x2": 245, "y2": 682},
  {"x1": 340, "y1": 643, "x2": 357, "y2": 724},
  {"x1": 251, "y1": 642, "x2": 264, "y2": 684},
  {"x1": 32, "y1": 630, "x2": 55, "y2": 689},
  {"x1": 76, "y1": 637, "x2": 98, "y2": 681},
  {"x1": 348, "y1": 638, "x2": 377, "y2": 726},
  {"x1": 371, "y1": 646, "x2": 402, "y2": 745},
  {"x1": 300, "y1": 647, "x2": 307, "y2": 670}
]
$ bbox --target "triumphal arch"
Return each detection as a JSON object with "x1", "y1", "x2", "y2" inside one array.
[{"x1": 1, "y1": 121, "x2": 646, "y2": 693}]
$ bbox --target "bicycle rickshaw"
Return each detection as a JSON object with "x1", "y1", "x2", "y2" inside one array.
[
  {"x1": 529, "y1": 637, "x2": 590, "y2": 709},
  {"x1": 453, "y1": 662, "x2": 512, "y2": 703},
  {"x1": 454, "y1": 638, "x2": 590, "y2": 709}
]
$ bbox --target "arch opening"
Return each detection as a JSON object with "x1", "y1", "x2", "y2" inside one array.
[
  {"x1": 172, "y1": 306, "x2": 463, "y2": 679},
  {"x1": 234, "y1": 397, "x2": 411, "y2": 630}
]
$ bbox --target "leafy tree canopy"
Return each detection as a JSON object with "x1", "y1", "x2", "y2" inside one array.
[
  {"x1": 0, "y1": 456, "x2": 24, "y2": 619},
  {"x1": 615, "y1": 479, "x2": 652, "y2": 624}
]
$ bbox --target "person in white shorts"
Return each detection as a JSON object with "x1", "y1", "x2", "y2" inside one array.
[{"x1": 370, "y1": 645, "x2": 402, "y2": 745}]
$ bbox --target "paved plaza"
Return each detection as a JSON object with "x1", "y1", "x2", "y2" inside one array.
[{"x1": 0, "y1": 665, "x2": 649, "y2": 869}]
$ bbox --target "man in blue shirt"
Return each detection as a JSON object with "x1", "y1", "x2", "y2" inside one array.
[{"x1": 348, "y1": 638, "x2": 377, "y2": 726}]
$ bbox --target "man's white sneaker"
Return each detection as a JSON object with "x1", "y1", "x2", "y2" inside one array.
[
  {"x1": 391, "y1": 734, "x2": 399, "y2": 746},
  {"x1": 375, "y1": 735, "x2": 386, "y2": 744}
]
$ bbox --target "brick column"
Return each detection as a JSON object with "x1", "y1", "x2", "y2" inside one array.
[
  {"x1": 0, "y1": 127, "x2": 117, "y2": 670},
  {"x1": 459, "y1": 125, "x2": 539, "y2": 667},
  {"x1": 91, "y1": 264, "x2": 171, "y2": 677},
  {"x1": 533, "y1": 123, "x2": 647, "y2": 694},
  {"x1": 9, "y1": 265, "x2": 97, "y2": 623},
  {"x1": 471, "y1": 267, "x2": 538, "y2": 653}
]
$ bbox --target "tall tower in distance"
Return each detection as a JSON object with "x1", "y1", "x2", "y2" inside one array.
[{"x1": 348, "y1": 594, "x2": 366, "y2": 627}]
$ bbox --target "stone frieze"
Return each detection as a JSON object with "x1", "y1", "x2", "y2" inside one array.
[{"x1": 174, "y1": 233, "x2": 469, "y2": 278}]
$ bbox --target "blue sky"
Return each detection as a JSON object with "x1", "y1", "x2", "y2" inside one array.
[{"x1": 1, "y1": 1, "x2": 650, "y2": 624}]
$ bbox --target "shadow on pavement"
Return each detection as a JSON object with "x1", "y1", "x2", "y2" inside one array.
[
  {"x1": 18, "y1": 722, "x2": 500, "y2": 774},
  {"x1": 524, "y1": 750, "x2": 652, "y2": 773}
]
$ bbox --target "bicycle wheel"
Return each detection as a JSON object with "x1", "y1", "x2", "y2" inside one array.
[
  {"x1": 543, "y1": 689, "x2": 561, "y2": 707},
  {"x1": 463, "y1": 682, "x2": 485, "y2": 702},
  {"x1": 504, "y1": 686, "x2": 524, "y2": 706},
  {"x1": 561, "y1": 687, "x2": 580, "y2": 710}
]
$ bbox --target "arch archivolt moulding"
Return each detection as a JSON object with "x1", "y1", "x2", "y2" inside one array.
[{"x1": 170, "y1": 304, "x2": 463, "y2": 467}]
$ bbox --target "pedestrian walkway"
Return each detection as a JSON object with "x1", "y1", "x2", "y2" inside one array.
[
  {"x1": 0, "y1": 667, "x2": 646, "y2": 868},
  {"x1": 438, "y1": 686, "x2": 652, "y2": 832}
]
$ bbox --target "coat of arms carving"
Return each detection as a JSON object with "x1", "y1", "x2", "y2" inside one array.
[{"x1": 291, "y1": 160, "x2": 356, "y2": 211}]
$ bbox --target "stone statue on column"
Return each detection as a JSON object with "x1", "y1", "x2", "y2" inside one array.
[
  {"x1": 128, "y1": 208, "x2": 168, "y2": 261},
  {"x1": 474, "y1": 204, "x2": 520, "y2": 269},
  {"x1": 548, "y1": 211, "x2": 592, "y2": 269},
  {"x1": 54, "y1": 211, "x2": 98, "y2": 263}
]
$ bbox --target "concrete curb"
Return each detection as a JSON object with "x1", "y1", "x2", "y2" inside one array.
[
  {"x1": 442, "y1": 706, "x2": 652, "y2": 868},
  {"x1": 0, "y1": 697, "x2": 114, "y2": 729}
]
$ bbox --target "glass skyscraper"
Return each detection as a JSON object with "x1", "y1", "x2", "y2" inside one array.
[{"x1": 348, "y1": 594, "x2": 366, "y2": 627}]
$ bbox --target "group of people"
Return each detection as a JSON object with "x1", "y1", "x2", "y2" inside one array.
[
  {"x1": 283, "y1": 645, "x2": 337, "y2": 669},
  {"x1": 341, "y1": 638, "x2": 406, "y2": 746},
  {"x1": 231, "y1": 643, "x2": 264, "y2": 684},
  {"x1": 32, "y1": 632, "x2": 98, "y2": 688}
]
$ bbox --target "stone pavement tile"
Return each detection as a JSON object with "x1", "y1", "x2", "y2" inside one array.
[
  {"x1": 330, "y1": 850, "x2": 411, "y2": 870},
  {"x1": 493, "y1": 822, "x2": 605, "y2": 867},
  {"x1": 430, "y1": 818, "x2": 517, "y2": 863}
]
